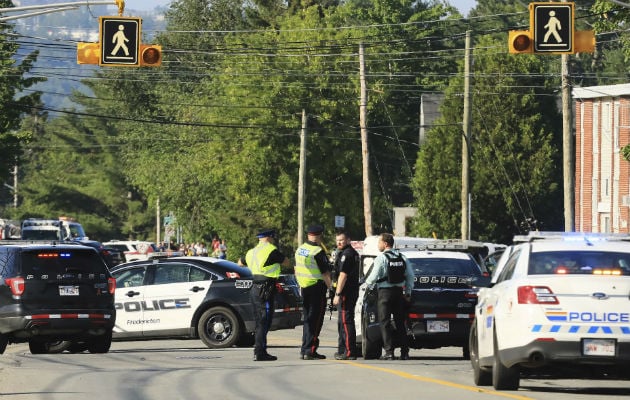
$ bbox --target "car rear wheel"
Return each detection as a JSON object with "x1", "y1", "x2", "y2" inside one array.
[
  {"x1": 87, "y1": 330, "x2": 112, "y2": 354},
  {"x1": 361, "y1": 316, "x2": 382, "y2": 360},
  {"x1": 198, "y1": 306, "x2": 240, "y2": 349},
  {"x1": 470, "y1": 321, "x2": 491, "y2": 386},
  {"x1": 492, "y1": 328, "x2": 520, "y2": 390},
  {"x1": 28, "y1": 340, "x2": 49, "y2": 354}
]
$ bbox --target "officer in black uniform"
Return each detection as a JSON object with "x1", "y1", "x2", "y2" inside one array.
[
  {"x1": 245, "y1": 229, "x2": 290, "y2": 361},
  {"x1": 333, "y1": 231, "x2": 360, "y2": 360},
  {"x1": 365, "y1": 233, "x2": 414, "y2": 360}
]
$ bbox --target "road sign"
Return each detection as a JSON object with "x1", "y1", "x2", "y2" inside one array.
[
  {"x1": 531, "y1": 2, "x2": 574, "y2": 54},
  {"x1": 99, "y1": 16, "x2": 141, "y2": 66}
]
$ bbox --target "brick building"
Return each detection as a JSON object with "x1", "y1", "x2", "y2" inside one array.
[{"x1": 573, "y1": 83, "x2": 630, "y2": 233}]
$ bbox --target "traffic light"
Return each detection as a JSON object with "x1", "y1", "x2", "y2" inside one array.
[
  {"x1": 77, "y1": 42, "x2": 100, "y2": 65},
  {"x1": 508, "y1": 31, "x2": 533, "y2": 54},
  {"x1": 140, "y1": 44, "x2": 162, "y2": 67}
]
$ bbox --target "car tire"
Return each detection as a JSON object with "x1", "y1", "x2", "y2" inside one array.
[
  {"x1": 470, "y1": 321, "x2": 492, "y2": 386},
  {"x1": 68, "y1": 341, "x2": 89, "y2": 353},
  {"x1": 29, "y1": 340, "x2": 49, "y2": 354},
  {"x1": 87, "y1": 330, "x2": 112, "y2": 354},
  {"x1": 492, "y1": 328, "x2": 520, "y2": 390},
  {"x1": 0, "y1": 334, "x2": 8, "y2": 354},
  {"x1": 361, "y1": 316, "x2": 382, "y2": 360},
  {"x1": 46, "y1": 340, "x2": 72, "y2": 354},
  {"x1": 198, "y1": 306, "x2": 240, "y2": 349}
]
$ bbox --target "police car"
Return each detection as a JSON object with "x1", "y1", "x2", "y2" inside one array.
[
  {"x1": 357, "y1": 239, "x2": 488, "y2": 359},
  {"x1": 106, "y1": 256, "x2": 302, "y2": 349},
  {"x1": 470, "y1": 232, "x2": 630, "y2": 390}
]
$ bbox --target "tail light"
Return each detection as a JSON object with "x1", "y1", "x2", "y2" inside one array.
[
  {"x1": 108, "y1": 277, "x2": 116, "y2": 294},
  {"x1": 276, "y1": 282, "x2": 284, "y2": 293},
  {"x1": 517, "y1": 286, "x2": 558, "y2": 304},
  {"x1": 5, "y1": 277, "x2": 25, "y2": 296}
]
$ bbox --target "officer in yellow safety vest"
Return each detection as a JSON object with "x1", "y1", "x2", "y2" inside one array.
[
  {"x1": 245, "y1": 229, "x2": 290, "y2": 361},
  {"x1": 295, "y1": 224, "x2": 333, "y2": 360}
]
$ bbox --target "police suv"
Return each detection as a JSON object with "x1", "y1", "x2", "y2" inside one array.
[
  {"x1": 470, "y1": 232, "x2": 630, "y2": 390},
  {"x1": 357, "y1": 239, "x2": 489, "y2": 359},
  {"x1": 0, "y1": 241, "x2": 116, "y2": 354},
  {"x1": 108, "y1": 256, "x2": 302, "y2": 349}
]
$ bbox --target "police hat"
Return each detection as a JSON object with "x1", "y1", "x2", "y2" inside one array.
[
  {"x1": 256, "y1": 229, "x2": 276, "y2": 238},
  {"x1": 306, "y1": 224, "x2": 324, "y2": 235}
]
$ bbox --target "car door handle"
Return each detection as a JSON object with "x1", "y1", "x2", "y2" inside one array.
[
  {"x1": 190, "y1": 286, "x2": 205, "y2": 292},
  {"x1": 125, "y1": 291, "x2": 140, "y2": 297}
]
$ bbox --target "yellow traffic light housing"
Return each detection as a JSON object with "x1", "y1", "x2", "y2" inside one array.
[
  {"x1": 77, "y1": 42, "x2": 100, "y2": 64},
  {"x1": 140, "y1": 44, "x2": 162, "y2": 67},
  {"x1": 574, "y1": 30, "x2": 595, "y2": 53},
  {"x1": 508, "y1": 31, "x2": 533, "y2": 54}
]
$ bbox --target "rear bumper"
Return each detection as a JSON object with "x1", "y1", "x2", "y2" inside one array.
[
  {"x1": 0, "y1": 310, "x2": 116, "y2": 340},
  {"x1": 363, "y1": 318, "x2": 472, "y2": 349},
  {"x1": 270, "y1": 308, "x2": 303, "y2": 331},
  {"x1": 499, "y1": 339, "x2": 630, "y2": 369}
]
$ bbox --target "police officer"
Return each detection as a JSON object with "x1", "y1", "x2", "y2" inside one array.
[
  {"x1": 245, "y1": 229, "x2": 290, "y2": 361},
  {"x1": 295, "y1": 224, "x2": 333, "y2": 360},
  {"x1": 332, "y1": 231, "x2": 360, "y2": 360},
  {"x1": 365, "y1": 233, "x2": 414, "y2": 360}
]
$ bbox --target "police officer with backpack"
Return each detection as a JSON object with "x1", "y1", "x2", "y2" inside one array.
[{"x1": 365, "y1": 233, "x2": 414, "y2": 360}]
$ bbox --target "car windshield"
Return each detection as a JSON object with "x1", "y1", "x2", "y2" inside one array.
[
  {"x1": 529, "y1": 251, "x2": 630, "y2": 275},
  {"x1": 407, "y1": 257, "x2": 480, "y2": 275}
]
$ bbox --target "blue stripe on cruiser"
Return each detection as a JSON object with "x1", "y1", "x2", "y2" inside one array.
[{"x1": 532, "y1": 325, "x2": 542, "y2": 332}]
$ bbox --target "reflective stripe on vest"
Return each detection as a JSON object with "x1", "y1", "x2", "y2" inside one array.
[
  {"x1": 294, "y1": 243, "x2": 323, "y2": 288},
  {"x1": 245, "y1": 242, "x2": 281, "y2": 278}
]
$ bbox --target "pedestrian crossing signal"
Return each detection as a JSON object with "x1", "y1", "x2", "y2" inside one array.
[
  {"x1": 508, "y1": 31, "x2": 533, "y2": 54},
  {"x1": 140, "y1": 44, "x2": 162, "y2": 67}
]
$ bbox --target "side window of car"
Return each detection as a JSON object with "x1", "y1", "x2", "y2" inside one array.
[
  {"x1": 190, "y1": 267, "x2": 214, "y2": 282},
  {"x1": 115, "y1": 267, "x2": 146, "y2": 288},
  {"x1": 154, "y1": 263, "x2": 190, "y2": 284},
  {"x1": 496, "y1": 249, "x2": 521, "y2": 284}
]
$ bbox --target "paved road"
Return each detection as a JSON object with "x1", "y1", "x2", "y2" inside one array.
[{"x1": 0, "y1": 318, "x2": 627, "y2": 400}]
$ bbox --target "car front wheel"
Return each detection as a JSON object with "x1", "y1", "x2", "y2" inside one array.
[
  {"x1": 198, "y1": 306, "x2": 240, "y2": 349},
  {"x1": 470, "y1": 321, "x2": 491, "y2": 386}
]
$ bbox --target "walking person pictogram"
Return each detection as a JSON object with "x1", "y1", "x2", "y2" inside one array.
[
  {"x1": 111, "y1": 24, "x2": 129, "y2": 56},
  {"x1": 543, "y1": 10, "x2": 562, "y2": 43}
]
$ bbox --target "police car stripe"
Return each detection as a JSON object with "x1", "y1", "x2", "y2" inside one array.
[
  {"x1": 274, "y1": 307, "x2": 303, "y2": 313},
  {"x1": 531, "y1": 324, "x2": 630, "y2": 335},
  {"x1": 26, "y1": 313, "x2": 112, "y2": 320},
  {"x1": 408, "y1": 313, "x2": 473, "y2": 319}
]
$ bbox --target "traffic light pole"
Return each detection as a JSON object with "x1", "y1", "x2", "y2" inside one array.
[
  {"x1": 0, "y1": 1, "x2": 124, "y2": 22},
  {"x1": 562, "y1": 54, "x2": 574, "y2": 232}
]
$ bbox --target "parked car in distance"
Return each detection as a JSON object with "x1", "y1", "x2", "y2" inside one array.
[{"x1": 102, "y1": 240, "x2": 158, "y2": 262}]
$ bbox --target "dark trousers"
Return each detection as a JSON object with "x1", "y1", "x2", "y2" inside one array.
[
  {"x1": 251, "y1": 283, "x2": 275, "y2": 356},
  {"x1": 301, "y1": 280, "x2": 327, "y2": 355},
  {"x1": 337, "y1": 290, "x2": 358, "y2": 357},
  {"x1": 377, "y1": 286, "x2": 408, "y2": 354}
]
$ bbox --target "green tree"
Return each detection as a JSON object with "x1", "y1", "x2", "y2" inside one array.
[{"x1": 0, "y1": 1, "x2": 45, "y2": 210}]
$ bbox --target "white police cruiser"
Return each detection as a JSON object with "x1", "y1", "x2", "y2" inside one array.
[
  {"x1": 108, "y1": 256, "x2": 302, "y2": 349},
  {"x1": 470, "y1": 232, "x2": 630, "y2": 390}
]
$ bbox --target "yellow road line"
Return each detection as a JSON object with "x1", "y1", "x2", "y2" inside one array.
[{"x1": 335, "y1": 361, "x2": 533, "y2": 400}]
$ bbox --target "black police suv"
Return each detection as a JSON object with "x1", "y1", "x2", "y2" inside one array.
[
  {"x1": 0, "y1": 242, "x2": 116, "y2": 354},
  {"x1": 358, "y1": 240, "x2": 489, "y2": 360}
]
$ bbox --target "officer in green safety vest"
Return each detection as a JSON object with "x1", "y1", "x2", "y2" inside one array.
[
  {"x1": 245, "y1": 228, "x2": 290, "y2": 361},
  {"x1": 295, "y1": 224, "x2": 333, "y2": 360}
]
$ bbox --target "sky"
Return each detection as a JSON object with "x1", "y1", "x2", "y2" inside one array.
[{"x1": 131, "y1": 0, "x2": 476, "y2": 16}]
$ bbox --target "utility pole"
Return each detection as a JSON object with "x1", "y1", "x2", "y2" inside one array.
[
  {"x1": 156, "y1": 197, "x2": 160, "y2": 244},
  {"x1": 461, "y1": 31, "x2": 472, "y2": 240},
  {"x1": 562, "y1": 54, "x2": 574, "y2": 232},
  {"x1": 359, "y1": 43, "x2": 372, "y2": 237},
  {"x1": 297, "y1": 109, "x2": 307, "y2": 245}
]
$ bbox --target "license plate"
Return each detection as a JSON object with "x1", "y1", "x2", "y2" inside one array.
[
  {"x1": 59, "y1": 285, "x2": 79, "y2": 296},
  {"x1": 427, "y1": 320, "x2": 449, "y2": 333},
  {"x1": 583, "y1": 338, "x2": 616, "y2": 356}
]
